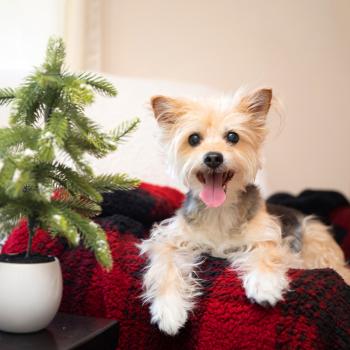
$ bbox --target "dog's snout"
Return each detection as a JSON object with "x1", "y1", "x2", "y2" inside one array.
[{"x1": 204, "y1": 152, "x2": 223, "y2": 169}]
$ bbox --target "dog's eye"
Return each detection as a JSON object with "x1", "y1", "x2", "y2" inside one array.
[
  {"x1": 226, "y1": 131, "x2": 239, "y2": 144},
  {"x1": 188, "y1": 133, "x2": 201, "y2": 146}
]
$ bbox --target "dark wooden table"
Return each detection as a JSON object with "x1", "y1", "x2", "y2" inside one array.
[{"x1": 0, "y1": 313, "x2": 119, "y2": 350}]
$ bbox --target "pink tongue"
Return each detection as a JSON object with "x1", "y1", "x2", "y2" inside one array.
[{"x1": 199, "y1": 173, "x2": 226, "y2": 208}]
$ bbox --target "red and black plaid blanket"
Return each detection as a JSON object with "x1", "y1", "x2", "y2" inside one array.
[{"x1": 3, "y1": 183, "x2": 350, "y2": 349}]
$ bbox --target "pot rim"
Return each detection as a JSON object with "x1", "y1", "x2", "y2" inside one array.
[{"x1": 0, "y1": 253, "x2": 59, "y2": 265}]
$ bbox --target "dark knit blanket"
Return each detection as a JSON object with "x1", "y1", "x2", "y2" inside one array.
[{"x1": 3, "y1": 183, "x2": 350, "y2": 349}]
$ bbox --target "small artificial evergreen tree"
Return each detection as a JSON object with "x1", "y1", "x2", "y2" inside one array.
[{"x1": 0, "y1": 37, "x2": 139, "y2": 268}]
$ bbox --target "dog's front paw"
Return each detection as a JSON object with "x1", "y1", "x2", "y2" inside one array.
[
  {"x1": 150, "y1": 294, "x2": 189, "y2": 335},
  {"x1": 243, "y1": 270, "x2": 289, "y2": 307}
]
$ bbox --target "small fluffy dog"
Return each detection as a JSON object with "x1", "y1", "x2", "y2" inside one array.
[{"x1": 139, "y1": 88, "x2": 350, "y2": 335}]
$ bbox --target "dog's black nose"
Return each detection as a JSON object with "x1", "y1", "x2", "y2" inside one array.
[{"x1": 204, "y1": 152, "x2": 223, "y2": 169}]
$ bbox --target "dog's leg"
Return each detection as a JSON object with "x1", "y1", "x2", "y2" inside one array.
[
  {"x1": 231, "y1": 210, "x2": 295, "y2": 307},
  {"x1": 139, "y1": 223, "x2": 200, "y2": 335}
]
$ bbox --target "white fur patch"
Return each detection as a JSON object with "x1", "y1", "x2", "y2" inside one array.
[
  {"x1": 242, "y1": 269, "x2": 289, "y2": 306},
  {"x1": 149, "y1": 293, "x2": 189, "y2": 335},
  {"x1": 138, "y1": 219, "x2": 201, "y2": 335}
]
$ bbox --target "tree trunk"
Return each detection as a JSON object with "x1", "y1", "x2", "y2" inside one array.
[{"x1": 25, "y1": 217, "x2": 36, "y2": 258}]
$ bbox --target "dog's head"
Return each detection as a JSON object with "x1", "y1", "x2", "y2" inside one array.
[{"x1": 151, "y1": 88, "x2": 272, "y2": 208}]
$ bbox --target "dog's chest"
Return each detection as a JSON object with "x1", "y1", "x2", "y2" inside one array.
[
  {"x1": 196, "y1": 206, "x2": 241, "y2": 236},
  {"x1": 181, "y1": 199, "x2": 245, "y2": 252},
  {"x1": 180, "y1": 188, "x2": 261, "y2": 257}
]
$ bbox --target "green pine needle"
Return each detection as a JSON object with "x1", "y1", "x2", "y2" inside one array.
[
  {"x1": 49, "y1": 162, "x2": 103, "y2": 202},
  {"x1": 91, "y1": 174, "x2": 140, "y2": 192},
  {"x1": 43, "y1": 37, "x2": 66, "y2": 73},
  {"x1": 78, "y1": 72, "x2": 117, "y2": 97},
  {"x1": 55, "y1": 196, "x2": 101, "y2": 218},
  {"x1": 0, "y1": 126, "x2": 40, "y2": 155},
  {"x1": 10, "y1": 75, "x2": 45, "y2": 126},
  {"x1": 54, "y1": 206, "x2": 112, "y2": 268},
  {"x1": 110, "y1": 118, "x2": 140, "y2": 144},
  {"x1": 47, "y1": 112, "x2": 69, "y2": 145},
  {"x1": 0, "y1": 88, "x2": 16, "y2": 106}
]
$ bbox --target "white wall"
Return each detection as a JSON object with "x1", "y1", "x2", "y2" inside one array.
[
  {"x1": 0, "y1": 0, "x2": 65, "y2": 129},
  {"x1": 0, "y1": 0, "x2": 64, "y2": 70}
]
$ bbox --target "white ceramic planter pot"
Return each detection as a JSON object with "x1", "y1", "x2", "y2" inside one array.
[{"x1": 0, "y1": 256, "x2": 62, "y2": 333}]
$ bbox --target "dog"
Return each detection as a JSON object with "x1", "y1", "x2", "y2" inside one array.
[{"x1": 139, "y1": 88, "x2": 350, "y2": 335}]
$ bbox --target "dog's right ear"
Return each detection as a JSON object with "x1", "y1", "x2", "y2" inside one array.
[
  {"x1": 236, "y1": 88, "x2": 272, "y2": 118},
  {"x1": 151, "y1": 95, "x2": 182, "y2": 126}
]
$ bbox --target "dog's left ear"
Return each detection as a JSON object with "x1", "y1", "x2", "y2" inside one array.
[{"x1": 236, "y1": 88, "x2": 272, "y2": 118}]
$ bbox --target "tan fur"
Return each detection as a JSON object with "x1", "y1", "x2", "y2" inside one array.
[
  {"x1": 139, "y1": 88, "x2": 350, "y2": 336},
  {"x1": 237, "y1": 88, "x2": 272, "y2": 116},
  {"x1": 300, "y1": 218, "x2": 350, "y2": 284}
]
